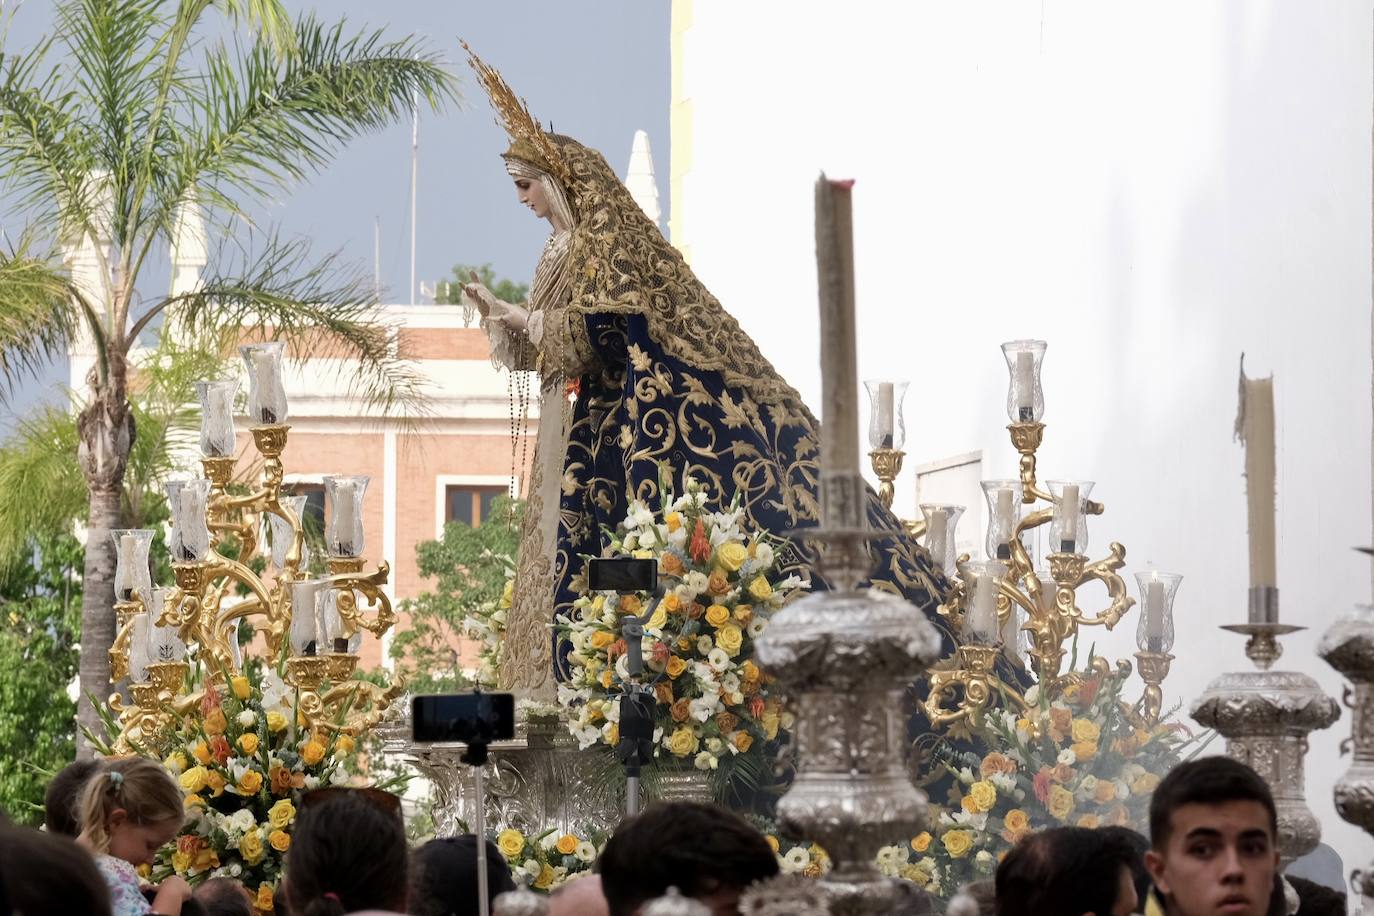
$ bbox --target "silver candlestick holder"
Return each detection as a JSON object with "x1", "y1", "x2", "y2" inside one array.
[
  {"x1": 1192, "y1": 599, "x2": 1340, "y2": 866},
  {"x1": 1317, "y1": 600, "x2": 1374, "y2": 909}
]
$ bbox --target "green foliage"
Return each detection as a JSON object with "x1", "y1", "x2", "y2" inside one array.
[
  {"x1": 390, "y1": 496, "x2": 523, "y2": 694},
  {"x1": 0, "y1": 532, "x2": 83, "y2": 823},
  {"x1": 434, "y1": 264, "x2": 528, "y2": 306}
]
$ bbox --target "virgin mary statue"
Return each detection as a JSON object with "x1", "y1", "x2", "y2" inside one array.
[{"x1": 462, "y1": 48, "x2": 949, "y2": 699}]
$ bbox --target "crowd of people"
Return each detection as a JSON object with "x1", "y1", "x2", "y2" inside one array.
[{"x1": 0, "y1": 755, "x2": 1348, "y2": 915}]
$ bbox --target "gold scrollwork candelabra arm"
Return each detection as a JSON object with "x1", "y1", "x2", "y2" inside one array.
[
  {"x1": 324, "y1": 559, "x2": 395, "y2": 639},
  {"x1": 1133, "y1": 651, "x2": 1173, "y2": 726},
  {"x1": 922, "y1": 645, "x2": 1024, "y2": 729},
  {"x1": 1071, "y1": 542, "x2": 1135, "y2": 630},
  {"x1": 868, "y1": 448, "x2": 905, "y2": 511},
  {"x1": 1007, "y1": 422, "x2": 1051, "y2": 502}
]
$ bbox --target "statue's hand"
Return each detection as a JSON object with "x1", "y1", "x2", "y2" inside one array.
[{"x1": 463, "y1": 269, "x2": 498, "y2": 319}]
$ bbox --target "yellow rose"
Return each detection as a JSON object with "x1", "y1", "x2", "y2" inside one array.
[
  {"x1": 911, "y1": 832, "x2": 932, "y2": 853},
  {"x1": 1003, "y1": 809, "x2": 1030, "y2": 836},
  {"x1": 666, "y1": 512, "x2": 682, "y2": 533},
  {"x1": 740, "y1": 660, "x2": 760, "y2": 682},
  {"x1": 766, "y1": 835, "x2": 780, "y2": 853},
  {"x1": 534, "y1": 864, "x2": 556, "y2": 890},
  {"x1": 191, "y1": 743, "x2": 212, "y2": 765},
  {"x1": 1071, "y1": 718, "x2": 1101, "y2": 744},
  {"x1": 183, "y1": 794, "x2": 205, "y2": 809},
  {"x1": 647, "y1": 604, "x2": 668, "y2": 631},
  {"x1": 747, "y1": 577, "x2": 773, "y2": 601},
  {"x1": 667, "y1": 726, "x2": 699, "y2": 757},
  {"x1": 733, "y1": 731, "x2": 754, "y2": 753},
  {"x1": 231, "y1": 676, "x2": 251, "y2": 701},
  {"x1": 257, "y1": 884, "x2": 275, "y2": 912},
  {"x1": 501, "y1": 579, "x2": 515, "y2": 609},
  {"x1": 204, "y1": 708, "x2": 228, "y2": 736},
  {"x1": 705, "y1": 604, "x2": 731, "y2": 628},
  {"x1": 942, "y1": 829, "x2": 974, "y2": 859},
  {"x1": 591, "y1": 630, "x2": 616, "y2": 650},
  {"x1": 715, "y1": 624, "x2": 744, "y2": 657},
  {"x1": 733, "y1": 604, "x2": 754, "y2": 624},
  {"x1": 1076, "y1": 814, "x2": 1101, "y2": 829},
  {"x1": 239, "y1": 831, "x2": 265, "y2": 865},
  {"x1": 335, "y1": 734, "x2": 355, "y2": 755},
  {"x1": 969, "y1": 780, "x2": 997, "y2": 813},
  {"x1": 666, "y1": 656, "x2": 687, "y2": 679},
  {"x1": 205, "y1": 771, "x2": 226, "y2": 797},
  {"x1": 269, "y1": 829, "x2": 291, "y2": 852},
  {"x1": 555, "y1": 834, "x2": 579, "y2": 856},
  {"x1": 497, "y1": 829, "x2": 525, "y2": 859},
  {"x1": 762, "y1": 711, "x2": 781, "y2": 740},
  {"x1": 238, "y1": 769, "x2": 264, "y2": 795},
  {"x1": 238, "y1": 733, "x2": 259, "y2": 756},
  {"x1": 961, "y1": 795, "x2": 981, "y2": 814},
  {"x1": 193, "y1": 847, "x2": 219, "y2": 872},
  {"x1": 1095, "y1": 780, "x2": 1120, "y2": 804},
  {"x1": 179, "y1": 766, "x2": 208, "y2": 794},
  {"x1": 1072, "y1": 740, "x2": 1098, "y2": 763},
  {"x1": 1131, "y1": 772, "x2": 1161, "y2": 796},
  {"x1": 268, "y1": 799, "x2": 296, "y2": 830},
  {"x1": 599, "y1": 669, "x2": 614, "y2": 689},
  {"x1": 301, "y1": 741, "x2": 325, "y2": 766},
  {"x1": 901, "y1": 862, "x2": 933, "y2": 887},
  {"x1": 716, "y1": 542, "x2": 749, "y2": 572},
  {"x1": 171, "y1": 851, "x2": 192, "y2": 874},
  {"x1": 266, "y1": 710, "x2": 287, "y2": 733},
  {"x1": 164, "y1": 752, "x2": 187, "y2": 773},
  {"x1": 1047, "y1": 785, "x2": 1075, "y2": 821}
]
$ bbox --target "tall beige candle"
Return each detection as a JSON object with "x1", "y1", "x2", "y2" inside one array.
[
  {"x1": 814, "y1": 176, "x2": 860, "y2": 482},
  {"x1": 1235, "y1": 359, "x2": 1277, "y2": 590}
]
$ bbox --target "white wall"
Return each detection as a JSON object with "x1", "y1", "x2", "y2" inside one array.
[{"x1": 676, "y1": 0, "x2": 1373, "y2": 877}]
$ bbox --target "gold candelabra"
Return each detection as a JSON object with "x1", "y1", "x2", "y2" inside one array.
[
  {"x1": 106, "y1": 348, "x2": 402, "y2": 753},
  {"x1": 866, "y1": 342, "x2": 1181, "y2": 733}
]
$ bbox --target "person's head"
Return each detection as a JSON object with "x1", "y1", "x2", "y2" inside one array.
[
  {"x1": 1146, "y1": 756, "x2": 1279, "y2": 916},
  {"x1": 0, "y1": 823, "x2": 112, "y2": 915},
  {"x1": 285, "y1": 788, "x2": 408, "y2": 916},
  {"x1": 409, "y1": 835, "x2": 516, "y2": 916},
  {"x1": 996, "y1": 826, "x2": 1139, "y2": 916},
  {"x1": 195, "y1": 876, "x2": 253, "y2": 916},
  {"x1": 548, "y1": 874, "x2": 610, "y2": 916},
  {"x1": 77, "y1": 756, "x2": 184, "y2": 865},
  {"x1": 1099, "y1": 825, "x2": 1153, "y2": 907},
  {"x1": 597, "y1": 801, "x2": 779, "y2": 916},
  {"x1": 512, "y1": 173, "x2": 551, "y2": 219},
  {"x1": 45, "y1": 758, "x2": 101, "y2": 836}
]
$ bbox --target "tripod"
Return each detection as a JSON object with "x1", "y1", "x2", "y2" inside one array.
[{"x1": 616, "y1": 591, "x2": 662, "y2": 816}]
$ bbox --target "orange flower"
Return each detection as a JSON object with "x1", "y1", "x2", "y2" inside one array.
[
  {"x1": 1094, "y1": 780, "x2": 1119, "y2": 804},
  {"x1": 1052, "y1": 763, "x2": 1075, "y2": 783},
  {"x1": 670, "y1": 698, "x2": 692, "y2": 723},
  {"x1": 655, "y1": 682, "x2": 674, "y2": 705},
  {"x1": 686, "y1": 602, "x2": 705, "y2": 620},
  {"x1": 666, "y1": 656, "x2": 687, "y2": 679},
  {"x1": 716, "y1": 712, "x2": 740, "y2": 733},
  {"x1": 1071, "y1": 741, "x2": 1098, "y2": 763},
  {"x1": 979, "y1": 752, "x2": 1017, "y2": 778},
  {"x1": 257, "y1": 884, "x2": 275, "y2": 911},
  {"x1": 748, "y1": 696, "x2": 766, "y2": 718},
  {"x1": 618, "y1": 594, "x2": 642, "y2": 615},
  {"x1": 660, "y1": 554, "x2": 685, "y2": 577},
  {"x1": 203, "y1": 708, "x2": 228, "y2": 737},
  {"x1": 1048, "y1": 707, "x2": 1072, "y2": 743},
  {"x1": 270, "y1": 766, "x2": 293, "y2": 795},
  {"x1": 733, "y1": 732, "x2": 754, "y2": 752},
  {"x1": 707, "y1": 570, "x2": 730, "y2": 596},
  {"x1": 238, "y1": 769, "x2": 264, "y2": 795},
  {"x1": 662, "y1": 593, "x2": 682, "y2": 614},
  {"x1": 689, "y1": 518, "x2": 711, "y2": 565},
  {"x1": 205, "y1": 771, "x2": 226, "y2": 797},
  {"x1": 208, "y1": 735, "x2": 231, "y2": 765}
]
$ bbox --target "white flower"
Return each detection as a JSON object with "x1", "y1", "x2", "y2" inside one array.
[
  {"x1": 1024, "y1": 684, "x2": 1041, "y2": 706},
  {"x1": 1116, "y1": 780, "x2": 1131, "y2": 800},
  {"x1": 1057, "y1": 749, "x2": 1078, "y2": 766},
  {"x1": 952, "y1": 810, "x2": 989, "y2": 831},
  {"x1": 540, "y1": 833, "x2": 559, "y2": 851},
  {"x1": 689, "y1": 695, "x2": 719, "y2": 722},
  {"x1": 573, "y1": 725, "x2": 602, "y2": 750},
  {"x1": 625, "y1": 501, "x2": 654, "y2": 530},
  {"x1": 696, "y1": 635, "x2": 714, "y2": 655},
  {"x1": 229, "y1": 863, "x2": 242, "y2": 877},
  {"x1": 975, "y1": 850, "x2": 996, "y2": 871},
  {"x1": 237, "y1": 710, "x2": 256, "y2": 728},
  {"x1": 666, "y1": 527, "x2": 688, "y2": 548},
  {"x1": 575, "y1": 841, "x2": 597, "y2": 863},
  {"x1": 693, "y1": 751, "x2": 715, "y2": 771},
  {"x1": 957, "y1": 766, "x2": 975, "y2": 785},
  {"x1": 753, "y1": 542, "x2": 775, "y2": 569},
  {"x1": 747, "y1": 619, "x2": 766, "y2": 638},
  {"x1": 302, "y1": 775, "x2": 320, "y2": 790},
  {"x1": 990, "y1": 772, "x2": 1017, "y2": 794},
  {"x1": 623, "y1": 533, "x2": 639, "y2": 551},
  {"x1": 705, "y1": 737, "x2": 724, "y2": 754},
  {"x1": 707, "y1": 648, "x2": 731, "y2": 671},
  {"x1": 230, "y1": 809, "x2": 256, "y2": 833},
  {"x1": 722, "y1": 673, "x2": 741, "y2": 695},
  {"x1": 781, "y1": 847, "x2": 810, "y2": 874},
  {"x1": 684, "y1": 571, "x2": 710, "y2": 597},
  {"x1": 522, "y1": 859, "x2": 543, "y2": 879},
  {"x1": 259, "y1": 670, "x2": 292, "y2": 711},
  {"x1": 1076, "y1": 775, "x2": 1099, "y2": 800}
]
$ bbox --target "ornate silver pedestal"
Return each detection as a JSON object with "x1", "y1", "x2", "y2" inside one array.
[
  {"x1": 381, "y1": 703, "x2": 622, "y2": 837},
  {"x1": 1191, "y1": 623, "x2": 1340, "y2": 865},
  {"x1": 1317, "y1": 603, "x2": 1374, "y2": 909}
]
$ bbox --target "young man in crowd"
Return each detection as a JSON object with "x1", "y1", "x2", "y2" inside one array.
[
  {"x1": 995, "y1": 826, "x2": 1140, "y2": 916},
  {"x1": 597, "y1": 801, "x2": 779, "y2": 916},
  {"x1": 1145, "y1": 756, "x2": 1279, "y2": 916}
]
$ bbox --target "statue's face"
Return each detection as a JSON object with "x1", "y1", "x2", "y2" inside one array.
[{"x1": 514, "y1": 176, "x2": 551, "y2": 219}]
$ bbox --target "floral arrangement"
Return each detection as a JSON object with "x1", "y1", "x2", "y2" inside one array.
[
  {"x1": 491, "y1": 823, "x2": 605, "y2": 893},
  {"x1": 556, "y1": 477, "x2": 805, "y2": 802},
  {"x1": 883, "y1": 666, "x2": 1202, "y2": 897},
  {"x1": 460, "y1": 574, "x2": 514, "y2": 687},
  {"x1": 144, "y1": 661, "x2": 384, "y2": 911}
]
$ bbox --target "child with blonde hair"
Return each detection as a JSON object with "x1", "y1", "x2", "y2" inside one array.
[{"x1": 77, "y1": 756, "x2": 193, "y2": 916}]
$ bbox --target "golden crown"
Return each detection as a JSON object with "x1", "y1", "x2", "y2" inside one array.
[{"x1": 461, "y1": 41, "x2": 571, "y2": 185}]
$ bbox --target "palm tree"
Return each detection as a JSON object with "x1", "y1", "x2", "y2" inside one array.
[{"x1": 0, "y1": 0, "x2": 457, "y2": 749}]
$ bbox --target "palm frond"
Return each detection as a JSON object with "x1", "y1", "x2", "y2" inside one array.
[
  {"x1": 0, "y1": 404, "x2": 87, "y2": 570},
  {"x1": 156, "y1": 233, "x2": 431, "y2": 424},
  {"x1": 0, "y1": 245, "x2": 82, "y2": 397}
]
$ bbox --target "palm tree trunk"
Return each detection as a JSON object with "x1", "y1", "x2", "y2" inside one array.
[
  {"x1": 74, "y1": 349, "x2": 134, "y2": 756},
  {"x1": 76, "y1": 480, "x2": 121, "y2": 755}
]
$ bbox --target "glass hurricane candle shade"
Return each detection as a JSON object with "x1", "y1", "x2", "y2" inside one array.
[
  {"x1": 194, "y1": 379, "x2": 238, "y2": 457},
  {"x1": 918, "y1": 504, "x2": 964, "y2": 572},
  {"x1": 239, "y1": 342, "x2": 288, "y2": 426},
  {"x1": 981, "y1": 479, "x2": 1024, "y2": 561},
  {"x1": 317, "y1": 588, "x2": 360, "y2": 654},
  {"x1": 1047, "y1": 480, "x2": 1095, "y2": 555},
  {"x1": 128, "y1": 613, "x2": 151, "y2": 683},
  {"x1": 1135, "y1": 570, "x2": 1182, "y2": 654},
  {"x1": 290, "y1": 579, "x2": 324, "y2": 656},
  {"x1": 166, "y1": 478, "x2": 213, "y2": 562},
  {"x1": 111, "y1": 529, "x2": 155, "y2": 604},
  {"x1": 146, "y1": 588, "x2": 186, "y2": 663},
  {"x1": 269, "y1": 495, "x2": 310, "y2": 569},
  {"x1": 1001, "y1": 339, "x2": 1047, "y2": 424},
  {"x1": 863, "y1": 379, "x2": 909, "y2": 451},
  {"x1": 325, "y1": 475, "x2": 369, "y2": 558},
  {"x1": 962, "y1": 560, "x2": 1006, "y2": 644}
]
